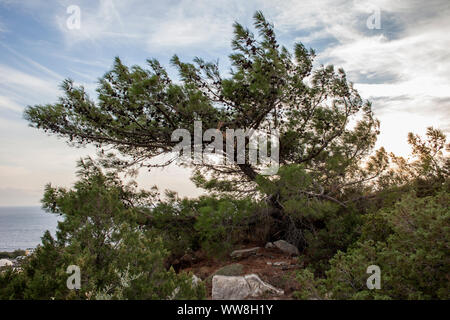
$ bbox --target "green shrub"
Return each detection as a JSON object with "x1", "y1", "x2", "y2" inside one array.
[
  {"x1": 0, "y1": 159, "x2": 204, "y2": 300},
  {"x1": 149, "y1": 196, "x2": 201, "y2": 258},
  {"x1": 0, "y1": 250, "x2": 26, "y2": 260},
  {"x1": 296, "y1": 190, "x2": 450, "y2": 300},
  {"x1": 194, "y1": 197, "x2": 255, "y2": 257}
]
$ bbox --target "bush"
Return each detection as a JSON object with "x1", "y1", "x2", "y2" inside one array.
[
  {"x1": 0, "y1": 250, "x2": 26, "y2": 260},
  {"x1": 149, "y1": 195, "x2": 259, "y2": 259},
  {"x1": 0, "y1": 159, "x2": 205, "y2": 300},
  {"x1": 296, "y1": 189, "x2": 450, "y2": 300},
  {"x1": 193, "y1": 197, "x2": 256, "y2": 257}
]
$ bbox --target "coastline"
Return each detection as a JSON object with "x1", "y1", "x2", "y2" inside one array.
[{"x1": 0, "y1": 206, "x2": 60, "y2": 253}]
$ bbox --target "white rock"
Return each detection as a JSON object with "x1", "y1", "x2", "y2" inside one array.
[
  {"x1": 245, "y1": 274, "x2": 284, "y2": 297},
  {"x1": 273, "y1": 240, "x2": 299, "y2": 256},
  {"x1": 212, "y1": 274, "x2": 284, "y2": 300},
  {"x1": 265, "y1": 242, "x2": 275, "y2": 249},
  {"x1": 212, "y1": 275, "x2": 251, "y2": 300},
  {"x1": 0, "y1": 259, "x2": 13, "y2": 267},
  {"x1": 273, "y1": 261, "x2": 288, "y2": 266}
]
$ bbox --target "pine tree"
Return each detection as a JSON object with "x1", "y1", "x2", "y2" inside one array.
[{"x1": 24, "y1": 11, "x2": 385, "y2": 224}]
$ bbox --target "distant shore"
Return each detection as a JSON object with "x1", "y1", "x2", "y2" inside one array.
[{"x1": 0, "y1": 249, "x2": 27, "y2": 259}]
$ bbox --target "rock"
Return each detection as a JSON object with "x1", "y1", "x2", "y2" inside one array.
[
  {"x1": 213, "y1": 263, "x2": 245, "y2": 277},
  {"x1": 212, "y1": 275, "x2": 250, "y2": 300},
  {"x1": 0, "y1": 259, "x2": 13, "y2": 267},
  {"x1": 273, "y1": 261, "x2": 289, "y2": 267},
  {"x1": 245, "y1": 274, "x2": 284, "y2": 297},
  {"x1": 212, "y1": 274, "x2": 284, "y2": 300},
  {"x1": 230, "y1": 247, "x2": 260, "y2": 259},
  {"x1": 265, "y1": 242, "x2": 275, "y2": 249},
  {"x1": 206, "y1": 263, "x2": 244, "y2": 285},
  {"x1": 273, "y1": 240, "x2": 299, "y2": 256}
]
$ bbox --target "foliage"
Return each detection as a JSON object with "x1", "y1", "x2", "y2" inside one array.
[
  {"x1": 380, "y1": 127, "x2": 449, "y2": 190},
  {"x1": 0, "y1": 250, "x2": 26, "y2": 260},
  {"x1": 0, "y1": 159, "x2": 205, "y2": 300},
  {"x1": 149, "y1": 194, "x2": 262, "y2": 258},
  {"x1": 9, "y1": 10, "x2": 450, "y2": 301},
  {"x1": 24, "y1": 11, "x2": 381, "y2": 208},
  {"x1": 296, "y1": 188, "x2": 450, "y2": 300},
  {"x1": 256, "y1": 164, "x2": 364, "y2": 272},
  {"x1": 193, "y1": 197, "x2": 256, "y2": 256}
]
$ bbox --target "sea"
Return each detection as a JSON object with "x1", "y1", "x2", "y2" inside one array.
[{"x1": 0, "y1": 206, "x2": 61, "y2": 252}]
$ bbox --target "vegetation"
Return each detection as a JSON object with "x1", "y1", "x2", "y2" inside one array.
[
  {"x1": 0, "y1": 12, "x2": 448, "y2": 300},
  {"x1": 0, "y1": 250, "x2": 26, "y2": 260},
  {"x1": 24, "y1": 11, "x2": 383, "y2": 237},
  {"x1": 295, "y1": 128, "x2": 449, "y2": 300},
  {"x1": 0, "y1": 159, "x2": 205, "y2": 300},
  {"x1": 295, "y1": 189, "x2": 449, "y2": 300}
]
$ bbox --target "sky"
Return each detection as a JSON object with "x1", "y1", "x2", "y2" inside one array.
[{"x1": 0, "y1": 0, "x2": 449, "y2": 206}]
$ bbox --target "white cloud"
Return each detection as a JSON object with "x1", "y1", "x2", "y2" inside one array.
[
  {"x1": 262, "y1": 0, "x2": 450, "y2": 153},
  {"x1": 0, "y1": 95, "x2": 22, "y2": 112},
  {"x1": 0, "y1": 43, "x2": 63, "y2": 80},
  {"x1": 49, "y1": 0, "x2": 270, "y2": 52},
  {"x1": 0, "y1": 64, "x2": 60, "y2": 112}
]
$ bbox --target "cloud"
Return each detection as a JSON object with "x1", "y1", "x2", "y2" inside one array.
[
  {"x1": 258, "y1": 0, "x2": 450, "y2": 155},
  {"x1": 0, "y1": 42, "x2": 63, "y2": 80},
  {"x1": 0, "y1": 64, "x2": 60, "y2": 113},
  {"x1": 0, "y1": 95, "x2": 23, "y2": 113},
  {"x1": 53, "y1": 0, "x2": 239, "y2": 50}
]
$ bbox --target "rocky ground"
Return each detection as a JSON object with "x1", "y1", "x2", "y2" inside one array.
[{"x1": 178, "y1": 241, "x2": 304, "y2": 299}]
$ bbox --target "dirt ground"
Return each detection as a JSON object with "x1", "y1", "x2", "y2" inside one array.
[{"x1": 180, "y1": 244, "x2": 304, "y2": 299}]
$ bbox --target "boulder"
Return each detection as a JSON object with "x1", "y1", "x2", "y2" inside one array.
[
  {"x1": 213, "y1": 263, "x2": 244, "y2": 277},
  {"x1": 273, "y1": 240, "x2": 299, "y2": 256},
  {"x1": 206, "y1": 263, "x2": 244, "y2": 285},
  {"x1": 265, "y1": 242, "x2": 275, "y2": 249},
  {"x1": 212, "y1": 275, "x2": 250, "y2": 300},
  {"x1": 230, "y1": 247, "x2": 260, "y2": 259},
  {"x1": 245, "y1": 274, "x2": 284, "y2": 297},
  {"x1": 0, "y1": 259, "x2": 13, "y2": 267},
  {"x1": 273, "y1": 261, "x2": 289, "y2": 267},
  {"x1": 212, "y1": 274, "x2": 284, "y2": 300}
]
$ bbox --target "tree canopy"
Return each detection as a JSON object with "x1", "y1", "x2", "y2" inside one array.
[{"x1": 25, "y1": 11, "x2": 384, "y2": 208}]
